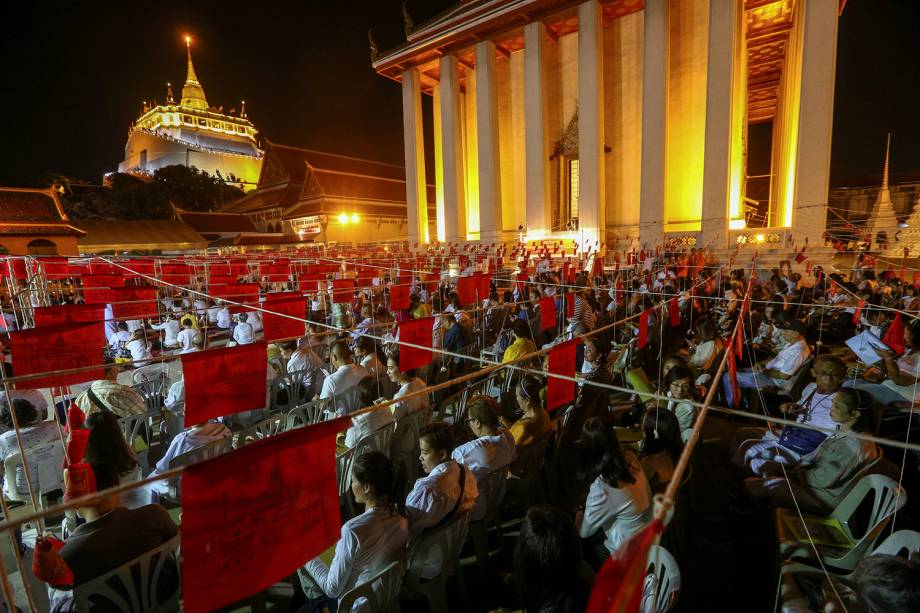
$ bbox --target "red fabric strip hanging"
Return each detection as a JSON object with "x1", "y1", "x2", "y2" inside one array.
[
  {"x1": 637, "y1": 309, "x2": 650, "y2": 349},
  {"x1": 565, "y1": 293, "x2": 576, "y2": 319},
  {"x1": 539, "y1": 297, "x2": 556, "y2": 332},
  {"x1": 332, "y1": 279, "x2": 355, "y2": 304},
  {"x1": 182, "y1": 419, "x2": 343, "y2": 613},
  {"x1": 883, "y1": 312, "x2": 906, "y2": 355},
  {"x1": 110, "y1": 286, "x2": 159, "y2": 320},
  {"x1": 456, "y1": 276, "x2": 476, "y2": 306},
  {"x1": 547, "y1": 338, "x2": 580, "y2": 411},
  {"x1": 668, "y1": 298, "x2": 680, "y2": 327},
  {"x1": 123, "y1": 260, "x2": 157, "y2": 276},
  {"x1": 475, "y1": 273, "x2": 491, "y2": 301},
  {"x1": 390, "y1": 284, "x2": 410, "y2": 311},
  {"x1": 33, "y1": 304, "x2": 105, "y2": 328},
  {"x1": 399, "y1": 316, "x2": 434, "y2": 371},
  {"x1": 9, "y1": 322, "x2": 106, "y2": 389},
  {"x1": 80, "y1": 274, "x2": 124, "y2": 289},
  {"x1": 586, "y1": 519, "x2": 664, "y2": 613},
  {"x1": 727, "y1": 349, "x2": 741, "y2": 407},
  {"x1": 852, "y1": 300, "x2": 865, "y2": 325},
  {"x1": 262, "y1": 293, "x2": 307, "y2": 342},
  {"x1": 181, "y1": 342, "x2": 268, "y2": 425}
]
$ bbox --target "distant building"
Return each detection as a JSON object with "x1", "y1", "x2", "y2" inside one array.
[
  {"x1": 116, "y1": 38, "x2": 263, "y2": 190},
  {"x1": 0, "y1": 186, "x2": 84, "y2": 256},
  {"x1": 222, "y1": 141, "x2": 434, "y2": 245}
]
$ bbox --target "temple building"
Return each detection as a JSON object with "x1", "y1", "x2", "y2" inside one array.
[
  {"x1": 373, "y1": 0, "x2": 843, "y2": 254},
  {"x1": 221, "y1": 141, "x2": 434, "y2": 245},
  {"x1": 116, "y1": 38, "x2": 263, "y2": 190},
  {"x1": 0, "y1": 187, "x2": 84, "y2": 256}
]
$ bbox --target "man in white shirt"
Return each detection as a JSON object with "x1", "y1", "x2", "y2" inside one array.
[
  {"x1": 232, "y1": 313, "x2": 254, "y2": 345},
  {"x1": 723, "y1": 320, "x2": 811, "y2": 407},
  {"x1": 149, "y1": 314, "x2": 181, "y2": 349},
  {"x1": 176, "y1": 320, "x2": 200, "y2": 354},
  {"x1": 279, "y1": 340, "x2": 325, "y2": 398},
  {"x1": 216, "y1": 303, "x2": 232, "y2": 330},
  {"x1": 319, "y1": 341, "x2": 370, "y2": 416},
  {"x1": 107, "y1": 322, "x2": 131, "y2": 349}
]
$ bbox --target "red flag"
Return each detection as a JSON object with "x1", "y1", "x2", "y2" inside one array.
[
  {"x1": 123, "y1": 260, "x2": 157, "y2": 277},
  {"x1": 37, "y1": 257, "x2": 71, "y2": 279},
  {"x1": 262, "y1": 293, "x2": 306, "y2": 341},
  {"x1": 852, "y1": 300, "x2": 865, "y2": 325},
  {"x1": 475, "y1": 273, "x2": 491, "y2": 301},
  {"x1": 213, "y1": 283, "x2": 260, "y2": 314},
  {"x1": 516, "y1": 274, "x2": 529, "y2": 295},
  {"x1": 332, "y1": 279, "x2": 355, "y2": 304},
  {"x1": 390, "y1": 284, "x2": 410, "y2": 311},
  {"x1": 637, "y1": 309, "x2": 650, "y2": 349},
  {"x1": 540, "y1": 296, "x2": 556, "y2": 331},
  {"x1": 259, "y1": 262, "x2": 291, "y2": 283},
  {"x1": 586, "y1": 519, "x2": 664, "y2": 613},
  {"x1": 883, "y1": 312, "x2": 906, "y2": 354},
  {"x1": 668, "y1": 298, "x2": 680, "y2": 327},
  {"x1": 794, "y1": 248, "x2": 806, "y2": 264},
  {"x1": 181, "y1": 342, "x2": 268, "y2": 425},
  {"x1": 735, "y1": 326, "x2": 744, "y2": 358},
  {"x1": 208, "y1": 263, "x2": 232, "y2": 278},
  {"x1": 33, "y1": 304, "x2": 105, "y2": 328},
  {"x1": 80, "y1": 274, "x2": 124, "y2": 289},
  {"x1": 566, "y1": 292, "x2": 576, "y2": 318},
  {"x1": 456, "y1": 276, "x2": 476, "y2": 306},
  {"x1": 399, "y1": 316, "x2": 434, "y2": 371},
  {"x1": 727, "y1": 350, "x2": 741, "y2": 407},
  {"x1": 9, "y1": 322, "x2": 106, "y2": 389},
  {"x1": 229, "y1": 261, "x2": 250, "y2": 277},
  {"x1": 89, "y1": 261, "x2": 115, "y2": 275},
  {"x1": 547, "y1": 338, "x2": 580, "y2": 411},
  {"x1": 110, "y1": 286, "x2": 159, "y2": 320},
  {"x1": 182, "y1": 419, "x2": 343, "y2": 613}
]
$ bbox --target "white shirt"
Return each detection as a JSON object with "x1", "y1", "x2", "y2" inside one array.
[
  {"x1": 320, "y1": 364, "x2": 371, "y2": 416},
  {"x1": 151, "y1": 319, "x2": 181, "y2": 346},
  {"x1": 177, "y1": 328, "x2": 199, "y2": 353},
  {"x1": 233, "y1": 322, "x2": 254, "y2": 345},
  {"x1": 579, "y1": 456, "x2": 653, "y2": 555},
  {"x1": 108, "y1": 329, "x2": 131, "y2": 348},
  {"x1": 452, "y1": 430, "x2": 516, "y2": 520},
  {"x1": 103, "y1": 305, "x2": 116, "y2": 339},
  {"x1": 0, "y1": 389, "x2": 50, "y2": 424},
  {"x1": 248, "y1": 311, "x2": 263, "y2": 333},
  {"x1": 794, "y1": 383, "x2": 838, "y2": 432},
  {"x1": 150, "y1": 423, "x2": 231, "y2": 480},
  {"x1": 359, "y1": 353, "x2": 384, "y2": 379},
  {"x1": 406, "y1": 460, "x2": 479, "y2": 579},
  {"x1": 303, "y1": 508, "x2": 408, "y2": 611},
  {"x1": 164, "y1": 380, "x2": 185, "y2": 412},
  {"x1": 344, "y1": 404, "x2": 394, "y2": 448},
  {"x1": 765, "y1": 338, "x2": 810, "y2": 377},
  {"x1": 207, "y1": 306, "x2": 220, "y2": 323},
  {"x1": 217, "y1": 307, "x2": 232, "y2": 329},
  {"x1": 126, "y1": 319, "x2": 144, "y2": 333},
  {"x1": 125, "y1": 339, "x2": 151, "y2": 363}
]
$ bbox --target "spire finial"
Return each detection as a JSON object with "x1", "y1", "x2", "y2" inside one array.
[
  {"x1": 180, "y1": 34, "x2": 209, "y2": 110},
  {"x1": 241, "y1": 100, "x2": 247, "y2": 118},
  {"x1": 166, "y1": 82, "x2": 174, "y2": 104},
  {"x1": 882, "y1": 132, "x2": 891, "y2": 191}
]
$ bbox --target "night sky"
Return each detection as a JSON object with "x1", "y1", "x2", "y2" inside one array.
[{"x1": 1, "y1": 0, "x2": 917, "y2": 189}]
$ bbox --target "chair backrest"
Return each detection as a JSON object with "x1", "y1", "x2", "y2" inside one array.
[
  {"x1": 784, "y1": 357, "x2": 814, "y2": 398},
  {"x1": 510, "y1": 430, "x2": 552, "y2": 480},
  {"x1": 3, "y1": 442, "x2": 66, "y2": 501},
  {"x1": 336, "y1": 445, "x2": 359, "y2": 498},
  {"x1": 131, "y1": 365, "x2": 170, "y2": 387},
  {"x1": 119, "y1": 414, "x2": 147, "y2": 446},
  {"x1": 337, "y1": 559, "x2": 404, "y2": 613},
  {"x1": 834, "y1": 474, "x2": 907, "y2": 546},
  {"x1": 872, "y1": 529, "x2": 920, "y2": 559},
  {"x1": 234, "y1": 414, "x2": 285, "y2": 448},
  {"x1": 132, "y1": 380, "x2": 164, "y2": 414},
  {"x1": 480, "y1": 465, "x2": 510, "y2": 519},
  {"x1": 168, "y1": 437, "x2": 232, "y2": 470},
  {"x1": 407, "y1": 511, "x2": 471, "y2": 583},
  {"x1": 73, "y1": 535, "x2": 181, "y2": 613},
  {"x1": 285, "y1": 399, "x2": 329, "y2": 430},
  {"x1": 644, "y1": 544, "x2": 681, "y2": 613}
]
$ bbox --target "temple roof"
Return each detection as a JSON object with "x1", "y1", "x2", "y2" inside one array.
[
  {"x1": 180, "y1": 39, "x2": 209, "y2": 111},
  {"x1": 0, "y1": 187, "x2": 85, "y2": 236},
  {"x1": 77, "y1": 220, "x2": 207, "y2": 252},
  {"x1": 175, "y1": 210, "x2": 260, "y2": 233}
]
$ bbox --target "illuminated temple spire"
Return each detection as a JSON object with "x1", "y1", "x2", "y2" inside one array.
[
  {"x1": 867, "y1": 133, "x2": 899, "y2": 252},
  {"x1": 180, "y1": 35, "x2": 209, "y2": 110}
]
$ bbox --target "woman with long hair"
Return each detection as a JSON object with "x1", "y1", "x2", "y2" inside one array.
[
  {"x1": 577, "y1": 417, "x2": 652, "y2": 569},
  {"x1": 638, "y1": 408, "x2": 684, "y2": 494},
  {"x1": 83, "y1": 410, "x2": 149, "y2": 509}
]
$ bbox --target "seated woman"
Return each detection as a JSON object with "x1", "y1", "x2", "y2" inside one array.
[
  {"x1": 0, "y1": 399, "x2": 62, "y2": 499},
  {"x1": 149, "y1": 421, "x2": 231, "y2": 481},
  {"x1": 661, "y1": 365, "x2": 699, "y2": 443},
  {"x1": 686, "y1": 316, "x2": 723, "y2": 380},
  {"x1": 513, "y1": 505, "x2": 595, "y2": 613},
  {"x1": 501, "y1": 319, "x2": 537, "y2": 366},
  {"x1": 638, "y1": 408, "x2": 684, "y2": 495},
  {"x1": 846, "y1": 318, "x2": 920, "y2": 406},
  {"x1": 743, "y1": 388, "x2": 880, "y2": 513},
  {"x1": 405, "y1": 422, "x2": 478, "y2": 579},
  {"x1": 577, "y1": 417, "x2": 652, "y2": 570},
  {"x1": 83, "y1": 411, "x2": 151, "y2": 509},
  {"x1": 298, "y1": 452, "x2": 409, "y2": 613},
  {"x1": 452, "y1": 395, "x2": 516, "y2": 521},
  {"x1": 502, "y1": 376, "x2": 552, "y2": 451}
]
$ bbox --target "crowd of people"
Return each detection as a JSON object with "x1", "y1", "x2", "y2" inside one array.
[{"x1": 0, "y1": 247, "x2": 918, "y2": 612}]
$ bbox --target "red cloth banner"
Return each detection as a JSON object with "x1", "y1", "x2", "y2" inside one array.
[
  {"x1": 852, "y1": 300, "x2": 865, "y2": 325},
  {"x1": 332, "y1": 279, "x2": 355, "y2": 304},
  {"x1": 586, "y1": 519, "x2": 664, "y2": 613},
  {"x1": 214, "y1": 283, "x2": 260, "y2": 314},
  {"x1": 82, "y1": 288, "x2": 116, "y2": 306},
  {"x1": 399, "y1": 316, "x2": 434, "y2": 371},
  {"x1": 547, "y1": 338, "x2": 579, "y2": 411},
  {"x1": 9, "y1": 322, "x2": 106, "y2": 389},
  {"x1": 262, "y1": 293, "x2": 306, "y2": 342},
  {"x1": 727, "y1": 349, "x2": 741, "y2": 407},
  {"x1": 229, "y1": 261, "x2": 250, "y2": 277},
  {"x1": 38, "y1": 257, "x2": 71, "y2": 279},
  {"x1": 424, "y1": 273, "x2": 439, "y2": 293},
  {"x1": 456, "y1": 276, "x2": 476, "y2": 306},
  {"x1": 181, "y1": 342, "x2": 268, "y2": 425},
  {"x1": 33, "y1": 304, "x2": 105, "y2": 328},
  {"x1": 565, "y1": 293, "x2": 576, "y2": 319},
  {"x1": 110, "y1": 286, "x2": 159, "y2": 320},
  {"x1": 668, "y1": 298, "x2": 680, "y2": 327},
  {"x1": 123, "y1": 260, "x2": 156, "y2": 276},
  {"x1": 182, "y1": 418, "x2": 343, "y2": 613},
  {"x1": 883, "y1": 312, "x2": 906, "y2": 355},
  {"x1": 515, "y1": 274, "x2": 529, "y2": 295},
  {"x1": 260, "y1": 262, "x2": 291, "y2": 283},
  {"x1": 637, "y1": 309, "x2": 650, "y2": 349},
  {"x1": 208, "y1": 263, "x2": 231, "y2": 277},
  {"x1": 475, "y1": 273, "x2": 491, "y2": 301},
  {"x1": 81, "y1": 274, "x2": 124, "y2": 289},
  {"x1": 89, "y1": 261, "x2": 115, "y2": 275},
  {"x1": 390, "y1": 284, "x2": 410, "y2": 311},
  {"x1": 540, "y1": 297, "x2": 556, "y2": 332},
  {"x1": 160, "y1": 263, "x2": 191, "y2": 277},
  {"x1": 208, "y1": 275, "x2": 235, "y2": 287}
]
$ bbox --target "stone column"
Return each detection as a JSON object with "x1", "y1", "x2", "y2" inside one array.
[
  {"x1": 701, "y1": 0, "x2": 745, "y2": 250},
  {"x1": 639, "y1": 0, "x2": 668, "y2": 250},
  {"x1": 791, "y1": 0, "x2": 838, "y2": 244},
  {"x1": 432, "y1": 84, "x2": 446, "y2": 242},
  {"x1": 401, "y1": 68, "x2": 428, "y2": 244},
  {"x1": 439, "y1": 55, "x2": 467, "y2": 242},
  {"x1": 475, "y1": 40, "x2": 503, "y2": 241},
  {"x1": 524, "y1": 21, "x2": 552, "y2": 235},
  {"x1": 578, "y1": 0, "x2": 606, "y2": 250}
]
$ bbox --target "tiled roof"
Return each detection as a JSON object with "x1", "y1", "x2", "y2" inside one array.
[
  {"x1": 284, "y1": 200, "x2": 410, "y2": 220},
  {"x1": 177, "y1": 211, "x2": 259, "y2": 233},
  {"x1": 77, "y1": 220, "x2": 207, "y2": 252},
  {"x1": 0, "y1": 188, "x2": 64, "y2": 222},
  {"x1": 222, "y1": 183, "x2": 302, "y2": 214},
  {"x1": 266, "y1": 142, "x2": 407, "y2": 182},
  {"x1": 309, "y1": 169, "x2": 409, "y2": 203},
  {"x1": 0, "y1": 223, "x2": 85, "y2": 236}
]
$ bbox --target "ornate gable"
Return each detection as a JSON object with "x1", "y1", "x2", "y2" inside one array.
[{"x1": 258, "y1": 144, "x2": 290, "y2": 188}]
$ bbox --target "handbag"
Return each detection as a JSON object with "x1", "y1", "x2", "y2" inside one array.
[{"x1": 776, "y1": 388, "x2": 827, "y2": 455}]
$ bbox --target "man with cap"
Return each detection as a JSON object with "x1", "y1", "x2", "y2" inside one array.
[{"x1": 723, "y1": 319, "x2": 811, "y2": 407}]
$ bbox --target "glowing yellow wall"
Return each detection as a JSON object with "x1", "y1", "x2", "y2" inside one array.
[
  {"x1": 665, "y1": 0, "x2": 709, "y2": 233},
  {"x1": 505, "y1": 50, "x2": 527, "y2": 232},
  {"x1": 462, "y1": 76, "x2": 480, "y2": 237}
]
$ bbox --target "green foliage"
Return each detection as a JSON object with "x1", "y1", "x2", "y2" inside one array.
[{"x1": 60, "y1": 165, "x2": 244, "y2": 220}]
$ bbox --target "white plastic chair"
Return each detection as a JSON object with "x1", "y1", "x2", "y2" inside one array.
[
  {"x1": 284, "y1": 398, "x2": 329, "y2": 430},
  {"x1": 775, "y1": 474, "x2": 907, "y2": 571},
  {"x1": 337, "y1": 427, "x2": 394, "y2": 519},
  {"x1": 402, "y1": 511, "x2": 471, "y2": 612},
  {"x1": 73, "y1": 535, "x2": 180, "y2": 613},
  {"x1": 3, "y1": 442, "x2": 65, "y2": 508},
  {"x1": 163, "y1": 437, "x2": 232, "y2": 502},
  {"x1": 774, "y1": 529, "x2": 920, "y2": 612},
  {"x1": 337, "y1": 559, "x2": 404, "y2": 613},
  {"x1": 643, "y1": 544, "x2": 681, "y2": 613},
  {"x1": 233, "y1": 414, "x2": 285, "y2": 448}
]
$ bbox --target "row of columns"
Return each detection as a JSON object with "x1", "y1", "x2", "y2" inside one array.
[{"x1": 401, "y1": 0, "x2": 837, "y2": 249}]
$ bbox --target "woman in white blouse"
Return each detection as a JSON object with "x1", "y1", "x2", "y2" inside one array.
[
  {"x1": 687, "y1": 316, "x2": 723, "y2": 378},
  {"x1": 576, "y1": 417, "x2": 652, "y2": 569},
  {"x1": 849, "y1": 319, "x2": 920, "y2": 405},
  {"x1": 299, "y1": 451, "x2": 409, "y2": 612},
  {"x1": 124, "y1": 329, "x2": 152, "y2": 365}
]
